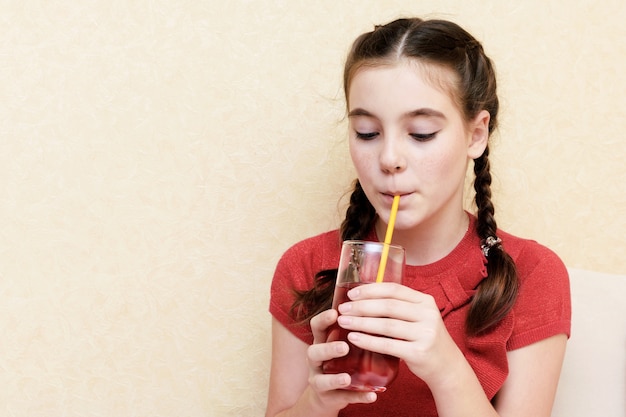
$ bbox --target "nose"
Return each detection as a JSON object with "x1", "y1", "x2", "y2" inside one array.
[{"x1": 379, "y1": 136, "x2": 407, "y2": 174}]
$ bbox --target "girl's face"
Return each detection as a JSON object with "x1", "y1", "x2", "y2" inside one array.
[{"x1": 347, "y1": 61, "x2": 489, "y2": 232}]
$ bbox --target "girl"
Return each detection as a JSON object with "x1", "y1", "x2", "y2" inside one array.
[{"x1": 266, "y1": 17, "x2": 570, "y2": 417}]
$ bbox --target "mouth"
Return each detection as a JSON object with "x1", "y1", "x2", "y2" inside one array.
[
  {"x1": 382, "y1": 191, "x2": 412, "y2": 198},
  {"x1": 381, "y1": 191, "x2": 413, "y2": 205}
]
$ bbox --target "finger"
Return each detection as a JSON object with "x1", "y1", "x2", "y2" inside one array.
[
  {"x1": 307, "y1": 340, "x2": 349, "y2": 367},
  {"x1": 308, "y1": 374, "x2": 378, "y2": 405},
  {"x1": 337, "y1": 315, "x2": 415, "y2": 341},
  {"x1": 346, "y1": 390, "x2": 378, "y2": 405},
  {"x1": 348, "y1": 282, "x2": 429, "y2": 303},
  {"x1": 346, "y1": 330, "x2": 409, "y2": 358},
  {"x1": 309, "y1": 371, "x2": 351, "y2": 392},
  {"x1": 310, "y1": 308, "x2": 338, "y2": 343},
  {"x1": 339, "y1": 298, "x2": 427, "y2": 322}
]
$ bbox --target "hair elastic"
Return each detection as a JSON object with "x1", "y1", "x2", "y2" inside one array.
[{"x1": 481, "y1": 236, "x2": 502, "y2": 257}]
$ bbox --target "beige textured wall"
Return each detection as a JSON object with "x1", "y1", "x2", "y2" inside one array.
[{"x1": 0, "y1": 1, "x2": 624, "y2": 416}]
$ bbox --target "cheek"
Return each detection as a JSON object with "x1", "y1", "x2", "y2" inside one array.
[
  {"x1": 420, "y1": 143, "x2": 467, "y2": 181},
  {"x1": 349, "y1": 141, "x2": 374, "y2": 175},
  {"x1": 439, "y1": 146, "x2": 470, "y2": 182}
]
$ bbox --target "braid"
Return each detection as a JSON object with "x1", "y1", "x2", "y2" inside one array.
[
  {"x1": 289, "y1": 180, "x2": 377, "y2": 323},
  {"x1": 473, "y1": 146, "x2": 497, "y2": 238},
  {"x1": 467, "y1": 147, "x2": 519, "y2": 335},
  {"x1": 340, "y1": 180, "x2": 378, "y2": 241}
]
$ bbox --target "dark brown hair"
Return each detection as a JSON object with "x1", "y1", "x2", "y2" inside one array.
[{"x1": 291, "y1": 18, "x2": 518, "y2": 336}]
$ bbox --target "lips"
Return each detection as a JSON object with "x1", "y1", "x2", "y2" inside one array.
[
  {"x1": 381, "y1": 192, "x2": 413, "y2": 205},
  {"x1": 382, "y1": 191, "x2": 412, "y2": 198}
]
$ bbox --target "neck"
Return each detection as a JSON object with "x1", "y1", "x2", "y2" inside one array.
[{"x1": 378, "y1": 209, "x2": 470, "y2": 266}]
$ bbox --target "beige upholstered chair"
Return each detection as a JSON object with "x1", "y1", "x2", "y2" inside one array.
[{"x1": 552, "y1": 268, "x2": 626, "y2": 417}]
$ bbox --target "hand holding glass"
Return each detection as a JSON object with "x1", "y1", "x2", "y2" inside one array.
[{"x1": 322, "y1": 240, "x2": 405, "y2": 392}]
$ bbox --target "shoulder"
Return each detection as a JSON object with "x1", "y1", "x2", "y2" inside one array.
[
  {"x1": 277, "y1": 230, "x2": 342, "y2": 267},
  {"x1": 270, "y1": 230, "x2": 343, "y2": 342},
  {"x1": 498, "y1": 230, "x2": 572, "y2": 349},
  {"x1": 273, "y1": 230, "x2": 343, "y2": 289},
  {"x1": 499, "y1": 230, "x2": 568, "y2": 283}
]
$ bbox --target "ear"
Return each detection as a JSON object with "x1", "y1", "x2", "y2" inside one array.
[{"x1": 467, "y1": 110, "x2": 490, "y2": 159}]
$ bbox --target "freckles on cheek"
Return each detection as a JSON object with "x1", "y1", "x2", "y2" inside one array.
[
  {"x1": 419, "y1": 155, "x2": 441, "y2": 174},
  {"x1": 430, "y1": 143, "x2": 462, "y2": 169},
  {"x1": 349, "y1": 146, "x2": 375, "y2": 173},
  {"x1": 420, "y1": 154, "x2": 459, "y2": 184},
  {"x1": 434, "y1": 153, "x2": 469, "y2": 183},
  {"x1": 356, "y1": 161, "x2": 378, "y2": 179}
]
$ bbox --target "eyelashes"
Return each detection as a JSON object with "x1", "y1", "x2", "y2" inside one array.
[
  {"x1": 410, "y1": 132, "x2": 438, "y2": 141},
  {"x1": 355, "y1": 131, "x2": 379, "y2": 140},
  {"x1": 355, "y1": 131, "x2": 439, "y2": 142}
]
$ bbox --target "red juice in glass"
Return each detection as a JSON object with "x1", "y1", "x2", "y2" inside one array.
[
  {"x1": 322, "y1": 282, "x2": 400, "y2": 392},
  {"x1": 322, "y1": 241, "x2": 405, "y2": 393}
]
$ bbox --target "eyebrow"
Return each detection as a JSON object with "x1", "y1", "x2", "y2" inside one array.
[{"x1": 348, "y1": 107, "x2": 446, "y2": 119}]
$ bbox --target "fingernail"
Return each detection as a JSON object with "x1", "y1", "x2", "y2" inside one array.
[
  {"x1": 348, "y1": 288, "x2": 360, "y2": 299},
  {"x1": 347, "y1": 332, "x2": 360, "y2": 342},
  {"x1": 337, "y1": 315, "x2": 351, "y2": 326},
  {"x1": 338, "y1": 303, "x2": 351, "y2": 313}
]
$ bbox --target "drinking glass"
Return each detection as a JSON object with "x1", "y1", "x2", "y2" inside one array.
[{"x1": 322, "y1": 240, "x2": 405, "y2": 392}]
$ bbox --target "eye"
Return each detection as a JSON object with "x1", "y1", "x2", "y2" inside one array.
[
  {"x1": 410, "y1": 131, "x2": 438, "y2": 142},
  {"x1": 355, "y1": 131, "x2": 379, "y2": 140}
]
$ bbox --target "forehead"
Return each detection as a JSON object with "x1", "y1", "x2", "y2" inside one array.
[{"x1": 347, "y1": 60, "x2": 461, "y2": 113}]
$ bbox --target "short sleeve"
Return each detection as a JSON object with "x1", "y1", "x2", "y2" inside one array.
[
  {"x1": 269, "y1": 230, "x2": 342, "y2": 345},
  {"x1": 269, "y1": 246, "x2": 314, "y2": 343},
  {"x1": 507, "y1": 242, "x2": 572, "y2": 350}
]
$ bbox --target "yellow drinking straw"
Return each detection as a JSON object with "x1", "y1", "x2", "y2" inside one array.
[{"x1": 375, "y1": 195, "x2": 400, "y2": 283}]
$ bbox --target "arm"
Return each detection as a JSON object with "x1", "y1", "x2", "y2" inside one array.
[
  {"x1": 427, "y1": 334, "x2": 566, "y2": 417},
  {"x1": 265, "y1": 313, "x2": 377, "y2": 417},
  {"x1": 493, "y1": 334, "x2": 567, "y2": 416},
  {"x1": 265, "y1": 317, "x2": 312, "y2": 417}
]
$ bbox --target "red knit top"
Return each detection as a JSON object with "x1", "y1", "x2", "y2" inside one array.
[{"x1": 269, "y1": 215, "x2": 571, "y2": 417}]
